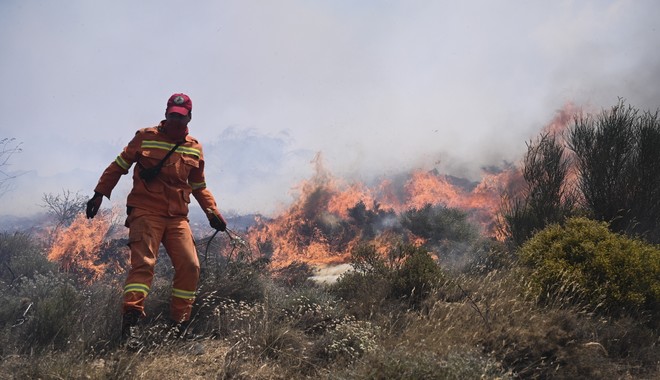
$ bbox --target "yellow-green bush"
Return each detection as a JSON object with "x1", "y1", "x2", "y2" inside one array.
[
  {"x1": 390, "y1": 245, "x2": 444, "y2": 305},
  {"x1": 519, "y1": 217, "x2": 660, "y2": 318}
]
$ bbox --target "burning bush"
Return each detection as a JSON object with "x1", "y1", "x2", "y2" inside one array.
[
  {"x1": 47, "y1": 213, "x2": 117, "y2": 283},
  {"x1": 247, "y1": 154, "x2": 510, "y2": 270}
]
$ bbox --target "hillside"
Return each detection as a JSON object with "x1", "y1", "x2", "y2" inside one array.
[{"x1": 1, "y1": 167, "x2": 658, "y2": 379}]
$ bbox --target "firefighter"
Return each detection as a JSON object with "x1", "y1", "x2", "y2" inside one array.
[{"x1": 86, "y1": 93, "x2": 227, "y2": 343}]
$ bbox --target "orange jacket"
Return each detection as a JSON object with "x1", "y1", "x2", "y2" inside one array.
[{"x1": 94, "y1": 122, "x2": 219, "y2": 218}]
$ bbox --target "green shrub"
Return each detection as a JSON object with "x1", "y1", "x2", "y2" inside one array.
[
  {"x1": 519, "y1": 217, "x2": 660, "y2": 318},
  {"x1": 0, "y1": 232, "x2": 54, "y2": 284},
  {"x1": 501, "y1": 133, "x2": 576, "y2": 246},
  {"x1": 330, "y1": 270, "x2": 392, "y2": 318},
  {"x1": 330, "y1": 244, "x2": 395, "y2": 317},
  {"x1": 463, "y1": 239, "x2": 514, "y2": 274},
  {"x1": 275, "y1": 287, "x2": 345, "y2": 335},
  {"x1": 390, "y1": 245, "x2": 444, "y2": 306},
  {"x1": 348, "y1": 243, "x2": 389, "y2": 275},
  {"x1": 331, "y1": 244, "x2": 443, "y2": 310},
  {"x1": 347, "y1": 200, "x2": 398, "y2": 240},
  {"x1": 0, "y1": 273, "x2": 81, "y2": 352},
  {"x1": 401, "y1": 204, "x2": 479, "y2": 244}
]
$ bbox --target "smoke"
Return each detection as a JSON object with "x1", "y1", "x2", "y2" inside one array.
[
  {"x1": 1, "y1": 1, "x2": 659, "y2": 217},
  {"x1": 310, "y1": 263, "x2": 353, "y2": 284},
  {"x1": 203, "y1": 127, "x2": 315, "y2": 216}
]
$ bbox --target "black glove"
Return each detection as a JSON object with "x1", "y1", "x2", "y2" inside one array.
[
  {"x1": 208, "y1": 209, "x2": 227, "y2": 232},
  {"x1": 86, "y1": 192, "x2": 103, "y2": 219}
]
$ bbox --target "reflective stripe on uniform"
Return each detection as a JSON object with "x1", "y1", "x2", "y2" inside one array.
[
  {"x1": 115, "y1": 155, "x2": 131, "y2": 170},
  {"x1": 190, "y1": 181, "x2": 206, "y2": 190},
  {"x1": 172, "y1": 288, "x2": 196, "y2": 300},
  {"x1": 124, "y1": 283, "x2": 150, "y2": 295},
  {"x1": 141, "y1": 140, "x2": 176, "y2": 150},
  {"x1": 176, "y1": 146, "x2": 201, "y2": 158},
  {"x1": 141, "y1": 140, "x2": 201, "y2": 158}
]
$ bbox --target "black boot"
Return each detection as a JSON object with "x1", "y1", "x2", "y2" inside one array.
[{"x1": 121, "y1": 310, "x2": 142, "y2": 350}]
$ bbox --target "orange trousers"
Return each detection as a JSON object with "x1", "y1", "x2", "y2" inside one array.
[{"x1": 123, "y1": 209, "x2": 200, "y2": 323}]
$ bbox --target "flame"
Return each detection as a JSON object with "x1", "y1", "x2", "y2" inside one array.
[
  {"x1": 248, "y1": 154, "x2": 518, "y2": 268},
  {"x1": 43, "y1": 106, "x2": 583, "y2": 277},
  {"x1": 43, "y1": 105, "x2": 584, "y2": 280},
  {"x1": 493, "y1": 103, "x2": 582, "y2": 240},
  {"x1": 529, "y1": 103, "x2": 583, "y2": 203},
  {"x1": 327, "y1": 182, "x2": 374, "y2": 218},
  {"x1": 404, "y1": 171, "x2": 463, "y2": 209},
  {"x1": 543, "y1": 102, "x2": 580, "y2": 137},
  {"x1": 551, "y1": 104, "x2": 584, "y2": 202},
  {"x1": 248, "y1": 160, "x2": 355, "y2": 268},
  {"x1": 47, "y1": 213, "x2": 124, "y2": 283}
]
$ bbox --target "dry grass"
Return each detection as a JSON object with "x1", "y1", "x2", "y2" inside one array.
[{"x1": 1, "y1": 244, "x2": 658, "y2": 379}]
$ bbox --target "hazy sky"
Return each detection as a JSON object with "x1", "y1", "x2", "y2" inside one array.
[{"x1": 1, "y1": 0, "x2": 659, "y2": 218}]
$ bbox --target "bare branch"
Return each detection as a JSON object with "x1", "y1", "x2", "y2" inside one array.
[
  {"x1": 0, "y1": 138, "x2": 23, "y2": 198},
  {"x1": 41, "y1": 189, "x2": 88, "y2": 228}
]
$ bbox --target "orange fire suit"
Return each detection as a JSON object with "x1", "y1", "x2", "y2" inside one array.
[{"x1": 94, "y1": 122, "x2": 220, "y2": 322}]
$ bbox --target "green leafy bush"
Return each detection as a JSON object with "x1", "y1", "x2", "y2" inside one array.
[
  {"x1": 195, "y1": 238, "x2": 270, "y2": 306},
  {"x1": 390, "y1": 244, "x2": 444, "y2": 305},
  {"x1": 401, "y1": 204, "x2": 479, "y2": 244},
  {"x1": 329, "y1": 269, "x2": 392, "y2": 318},
  {"x1": 519, "y1": 217, "x2": 660, "y2": 319},
  {"x1": 331, "y1": 244, "x2": 443, "y2": 309}
]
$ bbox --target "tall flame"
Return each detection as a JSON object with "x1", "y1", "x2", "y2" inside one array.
[{"x1": 47, "y1": 213, "x2": 119, "y2": 282}]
